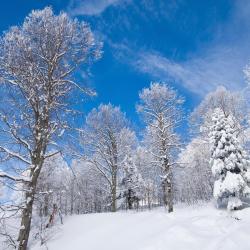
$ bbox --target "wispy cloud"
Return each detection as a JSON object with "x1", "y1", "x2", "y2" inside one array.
[
  {"x1": 134, "y1": 47, "x2": 248, "y2": 95},
  {"x1": 68, "y1": 0, "x2": 125, "y2": 16},
  {"x1": 109, "y1": 40, "x2": 249, "y2": 96},
  {"x1": 109, "y1": 1, "x2": 250, "y2": 96}
]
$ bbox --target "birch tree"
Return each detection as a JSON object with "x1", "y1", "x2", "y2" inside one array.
[
  {"x1": 137, "y1": 82, "x2": 183, "y2": 213},
  {"x1": 0, "y1": 7, "x2": 101, "y2": 250}
]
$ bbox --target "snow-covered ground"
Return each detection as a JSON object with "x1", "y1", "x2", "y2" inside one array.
[{"x1": 33, "y1": 204, "x2": 250, "y2": 250}]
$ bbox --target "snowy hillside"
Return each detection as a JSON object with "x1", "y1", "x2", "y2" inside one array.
[{"x1": 33, "y1": 204, "x2": 250, "y2": 250}]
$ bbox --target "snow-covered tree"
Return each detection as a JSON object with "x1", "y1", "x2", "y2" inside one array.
[
  {"x1": 81, "y1": 104, "x2": 137, "y2": 212},
  {"x1": 209, "y1": 108, "x2": 250, "y2": 210},
  {"x1": 185, "y1": 86, "x2": 250, "y2": 205},
  {"x1": 190, "y1": 86, "x2": 247, "y2": 137},
  {"x1": 137, "y1": 82, "x2": 184, "y2": 213},
  {"x1": 176, "y1": 137, "x2": 213, "y2": 204},
  {"x1": 133, "y1": 146, "x2": 160, "y2": 208},
  {"x1": 143, "y1": 179, "x2": 158, "y2": 209},
  {"x1": 121, "y1": 156, "x2": 144, "y2": 210},
  {"x1": 70, "y1": 159, "x2": 109, "y2": 214},
  {"x1": 36, "y1": 153, "x2": 71, "y2": 218},
  {"x1": 134, "y1": 146, "x2": 159, "y2": 184},
  {"x1": 0, "y1": 7, "x2": 101, "y2": 249}
]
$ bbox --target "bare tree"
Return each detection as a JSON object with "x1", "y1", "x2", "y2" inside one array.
[
  {"x1": 81, "y1": 104, "x2": 137, "y2": 212},
  {"x1": 0, "y1": 7, "x2": 101, "y2": 250},
  {"x1": 137, "y1": 82, "x2": 183, "y2": 213}
]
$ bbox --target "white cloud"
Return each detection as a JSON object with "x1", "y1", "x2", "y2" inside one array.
[
  {"x1": 69, "y1": 0, "x2": 123, "y2": 16},
  {"x1": 132, "y1": 46, "x2": 248, "y2": 95},
  {"x1": 109, "y1": 39, "x2": 249, "y2": 96}
]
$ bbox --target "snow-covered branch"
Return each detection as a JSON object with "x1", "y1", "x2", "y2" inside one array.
[
  {"x1": 0, "y1": 146, "x2": 31, "y2": 165},
  {"x1": 0, "y1": 171, "x2": 30, "y2": 183}
]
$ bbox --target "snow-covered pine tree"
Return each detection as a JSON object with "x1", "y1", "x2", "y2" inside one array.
[
  {"x1": 209, "y1": 108, "x2": 250, "y2": 210},
  {"x1": 121, "y1": 156, "x2": 144, "y2": 210}
]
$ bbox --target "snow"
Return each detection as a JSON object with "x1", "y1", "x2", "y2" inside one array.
[
  {"x1": 32, "y1": 204, "x2": 250, "y2": 250},
  {"x1": 244, "y1": 170, "x2": 250, "y2": 182},
  {"x1": 211, "y1": 159, "x2": 224, "y2": 176},
  {"x1": 213, "y1": 172, "x2": 248, "y2": 203},
  {"x1": 221, "y1": 172, "x2": 245, "y2": 193},
  {"x1": 227, "y1": 197, "x2": 243, "y2": 211}
]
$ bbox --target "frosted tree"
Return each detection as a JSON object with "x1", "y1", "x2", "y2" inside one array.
[
  {"x1": 186, "y1": 86, "x2": 249, "y2": 204},
  {"x1": 143, "y1": 179, "x2": 157, "y2": 209},
  {"x1": 137, "y1": 82, "x2": 183, "y2": 213},
  {"x1": 0, "y1": 7, "x2": 101, "y2": 250},
  {"x1": 190, "y1": 86, "x2": 247, "y2": 137},
  {"x1": 134, "y1": 146, "x2": 159, "y2": 184},
  {"x1": 81, "y1": 104, "x2": 137, "y2": 212},
  {"x1": 133, "y1": 146, "x2": 159, "y2": 208},
  {"x1": 36, "y1": 152, "x2": 71, "y2": 219},
  {"x1": 176, "y1": 137, "x2": 213, "y2": 203},
  {"x1": 70, "y1": 159, "x2": 109, "y2": 214},
  {"x1": 209, "y1": 108, "x2": 250, "y2": 210},
  {"x1": 121, "y1": 156, "x2": 144, "y2": 210}
]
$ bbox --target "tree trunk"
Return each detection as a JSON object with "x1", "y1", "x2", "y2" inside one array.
[
  {"x1": 167, "y1": 178, "x2": 173, "y2": 213},
  {"x1": 18, "y1": 154, "x2": 44, "y2": 249},
  {"x1": 17, "y1": 190, "x2": 34, "y2": 250},
  {"x1": 127, "y1": 189, "x2": 133, "y2": 210},
  {"x1": 110, "y1": 132, "x2": 118, "y2": 213},
  {"x1": 162, "y1": 162, "x2": 173, "y2": 213},
  {"x1": 18, "y1": 164, "x2": 41, "y2": 250},
  {"x1": 44, "y1": 193, "x2": 49, "y2": 217},
  {"x1": 111, "y1": 181, "x2": 117, "y2": 212},
  {"x1": 162, "y1": 178, "x2": 168, "y2": 208},
  {"x1": 111, "y1": 164, "x2": 117, "y2": 212},
  {"x1": 46, "y1": 204, "x2": 58, "y2": 228}
]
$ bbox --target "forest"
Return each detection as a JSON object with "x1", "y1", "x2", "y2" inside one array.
[{"x1": 0, "y1": 5, "x2": 250, "y2": 250}]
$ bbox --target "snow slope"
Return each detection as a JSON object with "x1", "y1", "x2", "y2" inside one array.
[{"x1": 33, "y1": 204, "x2": 250, "y2": 250}]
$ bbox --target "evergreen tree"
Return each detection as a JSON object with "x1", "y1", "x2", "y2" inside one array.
[
  {"x1": 209, "y1": 108, "x2": 250, "y2": 210},
  {"x1": 121, "y1": 156, "x2": 144, "y2": 209}
]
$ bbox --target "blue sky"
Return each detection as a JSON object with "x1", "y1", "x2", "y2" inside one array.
[{"x1": 1, "y1": 0, "x2": 250, "y2": 137}]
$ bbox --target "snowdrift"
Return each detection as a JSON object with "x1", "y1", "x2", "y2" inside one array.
[{"x1": 33, "y1": 204, "x2": 250, "y2": 250}]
